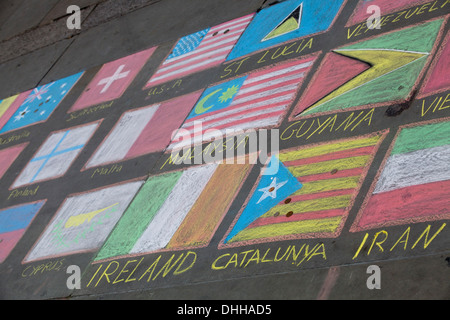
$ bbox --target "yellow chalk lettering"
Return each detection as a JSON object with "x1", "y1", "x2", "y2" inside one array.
[
  {"x1": 211, "y1": 253, "x2": 231, "y2": 270},
  {"x1": 173, "y1": 251, "x2": 197, "y2": 275},
  {"x1": 95, "y1": 261, "x2": 120, "y2": 287},
  {"x1": 126, "y1": 257, "x2": 145, "y2": 283},
  {"x1": 412, "y1": 223, "x2": 446, "y2": 249},
  {"x1": 368, "y1": 231, "x2": 388, "y2": 255},
  {"x1": 139, "y1": 255, "x2": 162, "y2": 282},
  {"x1": 244, "y1": 250, "x2": 261, "y2": 268},
  {"x1": 86, "y1": 264, "x2": 103, "y2": 288},
  {"x1": 113, "y1": 260, "x2": 138, "y2": 284},
  {"x1": 152, "y1": 254, "x2": 184, "y2": 280},
  {"x1": 239, "y1": 250, "x2": 254, "y2": 267},
  {"x1": 390, "y1": 227, "x2": 410, "y2": 251}
]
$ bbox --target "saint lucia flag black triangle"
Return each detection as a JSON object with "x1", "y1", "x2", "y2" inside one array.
[{"x1": 262, "y1": 3, "x2": 302, "y2": 42}]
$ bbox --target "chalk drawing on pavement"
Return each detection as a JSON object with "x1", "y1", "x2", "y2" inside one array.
[
  {"x1": 24, "y1": 179, "x2": 144, "y2": 263},
  {"x1": 227, "y1": 0, "x2": 346, "y2": 61},
  {"x1": 0, "y1": 201, "x2": 46, "y2": 264},
  {"x1": 0, "y1": 72, "x2": 84, "y2": 135},
  {"x1": 352, "y1": 118, "x2": 450, "y2": 232},
  {"x1": 146, "y1": 15, "x2": 254, "y2": 87},
  {"x1": 346, "y1": 0, "x2": 432, "y2": 26},
  {"x1": 168, "y1": 55, "x2": 318, "y2": 151},
  {"x1": 95, "y1": 162, "x2": 252, "y2": 262},
  {"x1": 419, "y1": 31, "x2": 450, "y2": 98},
  {"x1": 0, "y1": 143, "x2": 28, "y2": 180},
  {"x1": 292, "y1": 18, "x2": 445, "y2": 119},
  {"x1": 84, "y1": 91, "x2": 203, "y2": 169},
  {"x1": 70, "y1": 47, "x2": 156, "y2": 112},
  {"x1": 220, "y1": 132, "x2": 387, "y2": 248},
  {"x1": 11, "y1": 121, "x2": 100, "y2": 189}
]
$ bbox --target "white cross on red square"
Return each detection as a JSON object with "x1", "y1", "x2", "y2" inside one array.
[{"x1": 69, "y1": 47, "x2": 156, "y2": 112}]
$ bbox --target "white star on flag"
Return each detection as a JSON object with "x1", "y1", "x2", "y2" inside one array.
[{"x1": 256, "y1": 178, "x2": 288, "y2": 204}]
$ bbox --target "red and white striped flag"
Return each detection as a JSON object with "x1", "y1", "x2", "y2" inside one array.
[
  {"x1": 145, "y1": 14, "x2": 254, "y2": 87},
  {"x1": 169, "y1": 55, "x2": 317, "y2": 150}
]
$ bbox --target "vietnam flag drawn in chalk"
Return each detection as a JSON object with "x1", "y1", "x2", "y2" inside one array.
[
  {"x1": 168, "y1": 55, "x2": 316, "y2": 150},
  {"x1": 222, "y1": 133, "x2": 386, "y2": 247},
  {"x1": 95, "y1": 162, "x2": 251, "y2": 261},
  {"x1": 353, "y1": 120, "x2": 450, "y2": 231},
  {"x1": 146, "y1": 14, "x2": 254, "y2": 87}
]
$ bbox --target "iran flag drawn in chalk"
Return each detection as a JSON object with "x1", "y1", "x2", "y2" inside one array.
[{"x1": 354, "y1": 120, "x2": 450, "y2": 230}]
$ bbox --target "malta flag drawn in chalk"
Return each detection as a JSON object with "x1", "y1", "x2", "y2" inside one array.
[
  {"x1": 145, "y1": 14, "x2": 254, "y2": 87},
  {"x1": 84, "y1": 91, "x2": 202, "y2": 169},
  {"x1": 353, "y1": 120, "x2": 450, "y2": 231},
  {"x1": 168, "y1": 56, "x2": 316, "y2": 150}
]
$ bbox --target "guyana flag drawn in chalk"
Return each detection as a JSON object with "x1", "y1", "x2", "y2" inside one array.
[
  {"x1": 293, "y1": 18, "x2": 444, "y2": 118},
  {"x1": 353, "y1": 120, "x2": 450, "y2": 231},
  {"x1": 222, "y1": 133, "x2": 386, "y2": 247}
]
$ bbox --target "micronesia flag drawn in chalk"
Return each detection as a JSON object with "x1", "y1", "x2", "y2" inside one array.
[
  {"x1": 168, "y1": 56, "x2": 316, "y2": 150},
  {"x1": 145, "y1": 14, "x2": 254, "y2": 87}
]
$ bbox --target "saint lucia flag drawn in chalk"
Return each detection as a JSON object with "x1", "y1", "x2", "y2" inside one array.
[
  {"x1": 168, "y1": 56, "x2": 316, "y2": 150},
  {"x1": 227, "y1": 0, "x2": 345, "y2": 61}
]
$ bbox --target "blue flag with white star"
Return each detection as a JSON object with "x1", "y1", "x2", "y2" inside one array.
[
  {"x1": 224, "y1": 155, "x2": 303, "y2": 243},
  {"x1": 0, "y1": 72, "x2": 83, "y2": 134}
]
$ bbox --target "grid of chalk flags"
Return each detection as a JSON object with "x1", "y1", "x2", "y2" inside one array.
[{"x1": 0, "y1": 0, "x2": 448, "y2": 268}]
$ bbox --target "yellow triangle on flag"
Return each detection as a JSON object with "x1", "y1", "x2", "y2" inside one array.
[
  {"x1": 262, "y1": 4, "x2": 302, "y2": 42},
  {"x1": 0, "y1": 95, "x2": 18, "y2": 119},
  {"x1": 307, "y1": 49, "x2": 428, "y2": 112}
]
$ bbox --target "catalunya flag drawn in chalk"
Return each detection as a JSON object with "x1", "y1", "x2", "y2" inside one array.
[
  {"x1": 146, "y1": 14, "x2": 254, "y2": 87},
  {"x1": 353, "y1": 120, "x2": 450, "y2": 231},
  {"x1": 95, "y1": 163, "x2": 251, "y2": 261},
  {"x1": 222, "y1": 133, "x2": 386, "y2": 247},
  {"x1": 0, "y1": 72, "x2": 83, "y2": 134},
  {"x1": 0, "y1": 201, "x2": 46, "y2": 264},
  {"x1": 169, "y1": 56, "x2": 316, "y2": 150}
]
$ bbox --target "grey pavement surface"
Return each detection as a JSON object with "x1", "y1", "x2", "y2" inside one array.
[{"x1": 0, "y1": 0, "x2": 449, "y2": 301}]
